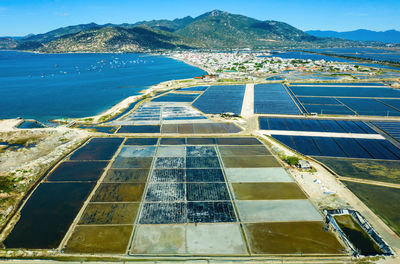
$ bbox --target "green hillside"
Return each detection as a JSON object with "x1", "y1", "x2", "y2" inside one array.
[{"x1": 3, "y1": 10, "x2": 358, "y2": 52}]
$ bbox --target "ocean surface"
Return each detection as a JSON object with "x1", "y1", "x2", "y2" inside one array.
[{"x1": 0, "y1": 51, "x2": 205, "y2": 121}]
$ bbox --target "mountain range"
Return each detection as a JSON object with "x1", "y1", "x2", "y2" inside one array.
[
  {"x1": 307, "y1": 29, "x2": 400, "y2": 44},
  {"x1": 0, "y1": 10, "x2": 376, "y2": 53}
]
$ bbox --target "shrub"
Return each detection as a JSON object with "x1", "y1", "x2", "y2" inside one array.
[{"x1": 286, "y1": 156, "x2": 299, "y2": 166}]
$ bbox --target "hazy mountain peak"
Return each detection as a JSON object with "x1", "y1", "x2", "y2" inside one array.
[
  {"x1": 209, "y1": 9, "x2": 227, "y2": 16},
  {"x1": 306, "y1": 29, "x2": 400, "y2": 43}
]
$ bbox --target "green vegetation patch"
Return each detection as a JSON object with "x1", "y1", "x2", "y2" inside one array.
[
  {"x1": 317, "y1": 157, "x2": 400, "y2": 184},
  {"x1": 98, "y1": 114, "x2": 111, "y2": 123},
  {"x1": 343, "y1": 181, "x2": 400, "y2": 236},
  {"x1": 286, "y1": 156, "x2": 300, "y2": 166},
  {"x1": 0, "y1": 176, "x2": 15, "y2": 193}
]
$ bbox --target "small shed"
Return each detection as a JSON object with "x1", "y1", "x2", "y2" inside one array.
[{"x1": 297, "y1": 160, "x2": 312, "y2": 170}]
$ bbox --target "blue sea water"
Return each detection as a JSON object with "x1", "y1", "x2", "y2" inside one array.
[{"x1": 0, "y1": 51, "x2": 205, "y2": 121}]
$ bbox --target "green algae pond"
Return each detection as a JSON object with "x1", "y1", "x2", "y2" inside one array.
[{"x1": 334, "y1": 214, "x2": 383, "y2": 256}]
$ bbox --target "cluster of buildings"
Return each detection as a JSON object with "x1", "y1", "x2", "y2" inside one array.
[{"x1": 167, "y1": 51, "x2": 373, "y2": 79}]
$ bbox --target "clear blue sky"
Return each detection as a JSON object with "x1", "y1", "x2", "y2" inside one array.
[{"x1": 1, "y1": 0, "x2": 399, "y2": 36}]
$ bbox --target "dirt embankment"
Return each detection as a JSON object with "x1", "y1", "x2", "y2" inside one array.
[{"x1": 0, "y1": 127, "x2": 88, "y2": 229}]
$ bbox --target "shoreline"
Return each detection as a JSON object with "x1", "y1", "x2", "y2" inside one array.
[
  {"x1": 0, "y1": 51, "x2": 208, "y2": 124},
  {"x1": 62, "y1": 77, "x2": 207, "y2": 124},
  {"x1": 165, "y1": 54, "x2": 211, "y2": 75}
]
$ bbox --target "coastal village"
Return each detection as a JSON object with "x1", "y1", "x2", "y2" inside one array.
[{"x1": 167, "y1": 51, "x2": 383, "y2": 80}]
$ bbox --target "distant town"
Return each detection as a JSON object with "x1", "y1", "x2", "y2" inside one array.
[{"x1": 167, "y1": 51, "x2": 384, "y2": 81}]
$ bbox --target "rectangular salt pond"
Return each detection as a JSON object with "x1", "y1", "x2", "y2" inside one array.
[
  {"x1": 186, "y1": 137, "x2": 216, "y2": 145},
  {"x1": 297, "y1": 96, "x2": 341, "y2": 105},
  {"x1": 222, "y1": 156, "x2": 281, "y2": 168},
  {"x1": 118, "y1": 146, "x2": 156, "y2": 157},
  {"x1": 177, "y1": 86, "x2": 209, "y2": 92},
  {"x1": 303, "y1": 104, "x2": 356, "y2": 115},
  {"x1": 139, "y1": 202, "x2": 187, "y2": 224},
  {"x1": 315, "y1": 157, "x2": 400, "y2": 184},
  {"x1": 379, "y1": 99, "x2": 400, "y2": 110},
  {"x1": 254, "y1": 84, "x2": 301, "y2": 115},
  {"x1": 342, "y1": 182, "x2": 400, "y2": 236},
  {"x1": 91, "y1": 183, "x2": 146, "y2": 202},
  {"x1": 79, "y1": 203, "x2": 140, "y2": 225},
  {"x1": 225, "y1": 168, "x2": 294, "y2": 183},
  {"x1": 231, "y1": 182, "x2": 306, "y2": 200},
  {"x1": 244, "y1": 222, "x2": 345, "y2": 254},
  {"x1": 260, "y1": 117, "x2": 376, "y2": 134},
  {"x1": 159, "y1": 137, "x2": 186, "y2": 145},
  {"x1": 157, "y1": 146, "x2": 186, "y2": 157},
  {"x1": 124, "y1": 138, "x2": 158, "y2": 145},
  {"x1": 219, "y1": 146, "x2": 271, "y2": 156},
  {"x1": 69, "y1": 138, "x2": 123, "y2": 161},
  {"x1": 192, "y1": 85, "x2": 245, "y2": 115},
  {"x1": 337, "y1": 98, "x2": 400, "y2": 116},
  {"x1": 4, "y1": 182, "x2": 95, "y2": 249},
  {"x1": 117, "y1": 125, "x2": 161, "y2": 133},
  {"x1": 161, "y1": 122, "x2": 242, "y2": 134},
  {"x1": 290, "y1": 82, "x2": 387, "y2": 87},
  {"x1": 216, "y1": 137, "x2": 262, "y2": 145},
  {"x1": 103, "y1": 169, "x2": 149, "y2": 183},
  {"x1": 46, "y1": 161, "x2": 108, "y2": 182},
  {"x1": 236, "y1": 200, "x2": 322, "y2": 222},
  {"x1": 130, "y1": 223, "x2": 247, "y2": 255},
  {"x1": 112, "y1": 157, "x2": 153, "y2": 169},
  {"x1": 150, "y1": 169, "x2": 185, "y2": 183},
  {"x1": 372, "y1": 121, "x2": 400, "y2": 142},
  {"x1": 186, "y1": 146, "x2": 217, "y2": 157},
  {"x1": 289, "y1": 86, "x2": 400, "y2": 98},
  {"x1": 145, "y1": 183, "x2": 185, "y2": 202},
  {"x1": 151, "y1": 93, "x2": 199, "y2": 102},
  {"x1": 272, "y1": 135, "x2": 400, "y2": 160},
  {"x1": 64, "y1": 225, "x2": 133, "y2": 254},
  {"x1": 186, "y1": 169, "x2": 225, "y2": 182}
]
